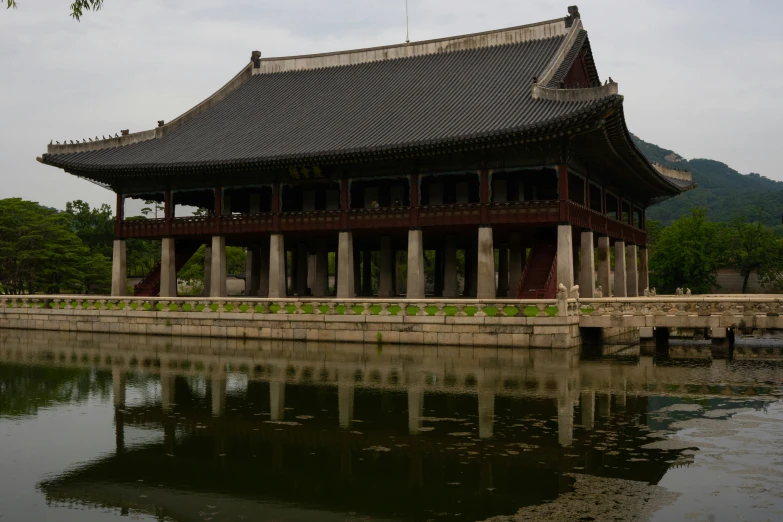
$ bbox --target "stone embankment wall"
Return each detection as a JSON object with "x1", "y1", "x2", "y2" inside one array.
[{"x1": 0, "y1": 296, "x2": 582, "y2": 349}]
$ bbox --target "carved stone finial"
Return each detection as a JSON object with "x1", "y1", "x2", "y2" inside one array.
[
  {"x1": 565, "y1": 5, "x2": 581, "y2": 28},
  {"x1": 686, "y1": 288, "x2": 692, "y2": 296},
  {"x1": 644, "y1": 288, "x2": 650, "y2": 297},
  {"x1": 251, "y1": 50, "x2": 262, "y2": 68},
  {"x1": 675, "y1": 288, "x2": 683, "y2": 296},
  {"x1": 120, "y1": 129, "x2": 129, "y2": 136},
  {"x1": 651, "y1": 288, "x2": 657, "y2": 296},
  {"x1": 157, "y1": 120, "x2": 165, "y2": 127},
  {"x1": 569, "y1": 285, "x2": 580, "y2": 300}
]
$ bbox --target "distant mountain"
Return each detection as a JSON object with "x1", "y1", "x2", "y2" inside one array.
[{"x1": 634, "y1": 135, "x2": 783, "y2": 229}]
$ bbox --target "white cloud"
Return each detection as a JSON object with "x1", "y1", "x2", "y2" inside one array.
[{"x1": 1, "y1": 0, "x2": 781, "y2": 210}]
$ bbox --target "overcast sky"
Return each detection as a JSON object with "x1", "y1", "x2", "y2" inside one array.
[{"x1": 1, "y1": 0, "x2": 781, "y2": 210}]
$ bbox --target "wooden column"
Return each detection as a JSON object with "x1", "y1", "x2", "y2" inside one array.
[
  {"x1": 480, "y1": 169, "x2": 489, "y2": 224},
  {"x1": 558, "y1": 164, "x2": 569, "y2": 222},
  {"x1": 163, "y1": 189, "x2": 172, "y2": 236},
  {"x1": 114, "y1": 192, "x2": 123, "y2": 238},
  {"x1": 409, "y1": 172, "x2": 419, "y2": 227},
  {"x1": 214, "y1": 187, "x2": 222, "y2": 233},
  {"x1": 272, "y1": 181, "x2": 280, "y2": 231},
  {"x1": 340, "y1": 178, "x2": 349, "y2": 229}
]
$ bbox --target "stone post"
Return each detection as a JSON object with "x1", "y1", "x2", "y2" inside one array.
[
  {"x1": 407, "y1": 228, "x2": 425, "y2": 299},
  {"x1": 508, "y1": 232, "x2": 523, "y2": 297},
  {"x1": 245, "y1": 245, "x2": 261, "y2": 296},
  {"x1": 596, "y1": 236, "x2": 610, "y2": 298},
  {"x1": 639, "y1": 247, "x2": 649, "y2": 295},
  {"x1": 579, "y1": 231, "x2": 595, "y2": 298},
  {"x1": 626, "y1": 244, "x2": 638, "y2": 297},
  {"x1": 111, "y1": 239, "x2": 127, "y2": 296},
  {"x1": 202, "y1": 243, "x2": 212, "y2": 297},
  {"x1": 307, "y1": 254, "x2": 316, "y2": 291},
  {"x1": 268, "y1": 234, "x2": 286, "y2": 298},
  {"x1": 353, "y1": 248, "x2": 361, "y2": 296},
  {"x1": 296, "y1": 243, "x2": 309, "y2": 296},
  {"x1": 209, "y1": 236, "x2": 227, "y2": 297},
  {"x1": 313, "y1": 239, "x2": 329, "y2": 297},
  {"x1": 497, "y1": 244, "x2": 509, "y2": 298},
  {"x1": 443, "y1": 234, "x2": 459, "y2": 298},
  {"x1": 337, "y1": 231, "x2": 355, "y2": 298},
  {"x1": 378, "y1": 236, "x2": 394, "y2": 297},
  {"x1": 614, "y1": 240, "x2": 627, "y2": 298},
  {"x1": 556, "y1": 224, "x2": 574, "y2": 290},
  {"x1": 160, "y1": 237, "x2": 177, "y2": 297},
  {"x1": 477, "y1": 227, "x2": 496, "y2": 299},
  {"x1": 361, "y1": 249, "x2": 372, "y2": 296}
]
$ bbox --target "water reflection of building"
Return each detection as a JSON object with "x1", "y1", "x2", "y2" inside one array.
[{"x1": 0, "y1": 331, "x2": 776, "y2": 521}]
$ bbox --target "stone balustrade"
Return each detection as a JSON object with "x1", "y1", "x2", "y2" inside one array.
[
  {"x1": 578, "y1": 296, "x2": 783, "y2": 330},
  {"x1": 0, "y1": 294, "x2": 581, "y2": 348}
]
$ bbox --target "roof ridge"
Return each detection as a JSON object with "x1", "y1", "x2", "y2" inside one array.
[{"x1": 252, "y1": 18, "x2": 569, "y2": 75}]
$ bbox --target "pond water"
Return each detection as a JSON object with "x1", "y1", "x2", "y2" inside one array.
[{"x1": 1, "y1": 329, "x2": 782, "y2": 522}]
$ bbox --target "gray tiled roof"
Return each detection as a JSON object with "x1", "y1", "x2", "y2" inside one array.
[{"x1": 43, "y1": 35, "x2": 610, "y2": 172}]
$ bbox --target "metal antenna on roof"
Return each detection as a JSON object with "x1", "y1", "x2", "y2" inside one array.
[{"x1": 405, "y1": 0, "x2": 410, "y2": 43}]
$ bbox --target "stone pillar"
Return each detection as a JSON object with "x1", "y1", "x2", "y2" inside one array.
[
  {"x1": 313, "y1": 240, "x2": 329, "y2": 297},
  {"x1": 270, "y1": 381, "x2": 285, "y2": 421},
  {"x1": 337, "y1": 231, "x2": 355, "y2": 298},
  {"x1": 477, "y1": 227, "x2": 496, "y2": 299},
  {"x1": 112, "y1": 367, "x2": 126, "y2": 408},
  {"x1": 443, "y1": 234, "x2": 458, "y2": 298},
  {"x1": 639, "y1": 247, "x2": 649, "y2": 295},
  {"x1": 408, "y1": 386, "x2": 424, "y2": 434},
  {"x1": 596, "y1": 236, "x2": 610, "y2": 298},
  {"x1": 579, "y1": 231, "x2": 595, "y2": 298},
  {"x1": 497, "y1": 244, "x2": 509, "y2": 298},
  {"x1": 307, "y1": 254, "x2": 316, "y2": 291},
  {"x1": 296, "y1": 243, "x2": 309, "y2": 296},
  {"x1": 508, "y1": 232, "x2": 523, "y2": 297},
  {"x1": 209, "y1": 236, "x2": 227, "y2": 297},
  {"x1": 407, "y1": 228, "x2": 425, "y2": 299},
  {"x1": 111, "y1": 239, "x2": 127, "y2": 296},
  {"x1": 614, "y1": 241, "x2": 627, "y2": 298},
  {"x1": 258, "y1": 240, "x2": 270, "y2": 297},
  {"x1": 378, "y1": 236, "x2": 394, "y2": 297},
  {"x1": 268, "y1": 234, "x2": 286, "y2": 298},
  {"x1": 211, "y1": 375, "x2": 226, "y2": 417},
  {"x1": 338, "y1": 382, "x2": 354, "y2": 429},
  {"x1": 160, "y1": 237, "x2": 177, "y2": 297},
  {"x1": 556, "y1": 224, "x2": 574, "y2": 290},
  {"x1": 353, "y1": 248, "x2": 361, "y2": 296},
  {"x1": 246, "y1": 245, "x2": 261, "y2": 296},
  {"x1": 478, "y1": 388, "x2": 494, "y2": 439},
  {"x1": 434, "y1": 247, "x2": 444, "y2": 297},
  {"x1": 395, "y1": 251, "x2": 405, "y2": 296},
  {"x1": 580, "y1": 391, "x2": 595, "y2": 430},
  {"x1": 361, "y1": 250, "x2": 372, "y2": 296},
  {"x1": 626, "y1": 244, "x2": 638, "y2": 297},
  {"x1": 202, "y1": 243, "x2": 212, "y2": 297}
]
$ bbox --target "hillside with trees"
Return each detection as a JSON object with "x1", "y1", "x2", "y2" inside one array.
[{"x1": 635, "y1": 136, "x2": 783, "y2": 230}]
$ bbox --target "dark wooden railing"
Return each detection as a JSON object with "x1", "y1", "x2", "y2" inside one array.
[{"x1": 118, "y1": 200, "x2": 646, "y2": 244}]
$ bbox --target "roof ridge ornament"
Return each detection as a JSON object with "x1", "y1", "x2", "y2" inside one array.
[
  {"x1": 251, "y1": 50, "x2": 262, "y2": 68},
  {"x1": 565, "y1": 5, "x2": 580, "y2": 28}
]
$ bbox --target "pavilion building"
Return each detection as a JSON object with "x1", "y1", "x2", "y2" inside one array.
[{"x1": 39, "y1": 6, "x2": 692, "y2": 300}]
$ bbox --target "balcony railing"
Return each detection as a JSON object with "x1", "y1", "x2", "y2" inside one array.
[{"x1": 117, "y1": 200, "x2": 646, "y2": 244}]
